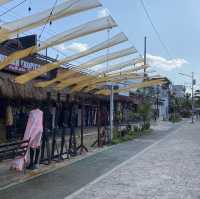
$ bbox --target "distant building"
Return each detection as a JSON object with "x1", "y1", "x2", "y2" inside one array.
[
  {"x1": 146, "y1": 78, "x2": 171, "y2": 121},
  {"x1": 152, "y1": 84, "x2": 171, "y2": 121},
  {"x1": 172, "y1": 85, "x2": 186, "y2": 98}
]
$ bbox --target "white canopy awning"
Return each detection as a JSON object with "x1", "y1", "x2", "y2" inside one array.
[
  {"x1": 79, "y1": 47, "x2": 137, "y2": 69},
  {"x1": 0, "y1": 0, "x2": 102, "y2": 42},
  {"x1": 0, "y1": 16, "x2": 117, "y2": 70},
  {"x1": 15, "y1": 32, "x2": 128, "y2": 84},
  {"x1": 0, "y1": 0, "x2": 11, "y2": 5}
]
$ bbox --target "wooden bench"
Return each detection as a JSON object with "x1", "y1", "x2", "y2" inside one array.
[{"x1": 0, "y1": 140, "x2": 29, "y2": 170}]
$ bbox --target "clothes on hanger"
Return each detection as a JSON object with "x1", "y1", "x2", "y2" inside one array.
[
  {"x1": 5, "y1": 105, "x2": 13, "y2": 126},
  {"x1": 11, "y1": 108, "x2": 43, "y2": 171},
  {"x1": 5, "y1": 105, "x2": 14, "y2": 140},
  {"x1": 42, "y1": 105, "x2": 53, "y2": 134},
  {"x1": 55, "y1": 101, "x2": 63, "y2": 129},
  {"x1": 61, "y1": 103, "x2": 70, "y2": 128},
  {"x1": 51, "y1": 106, "x2": 56, "y2": 130}
]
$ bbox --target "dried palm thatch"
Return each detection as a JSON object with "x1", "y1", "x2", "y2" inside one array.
[{"x1": 0, "y1": 72, "x2": 64, "y2": 101}]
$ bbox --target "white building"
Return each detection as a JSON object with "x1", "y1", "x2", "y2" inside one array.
[{"x1": 172, "y1": 85, "x2": 186, "y2": 98}]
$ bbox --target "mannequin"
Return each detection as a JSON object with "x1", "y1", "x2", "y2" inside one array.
[
  {"x1": 11, "y1": 102, "x2": 43, "y2": 171},
  {"x1": 26, "y1": 102, "x2": 43, "y2": 170}
]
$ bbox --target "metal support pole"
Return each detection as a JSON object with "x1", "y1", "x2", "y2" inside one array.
[
  {"x1": 110, "y1": 84, "x2": 114, "y2": 142},
  {"x1": 77, "y1": 104, "x2": 88, "y2": 154},
  {"x1": 143, "y1": 36, "x2": 147, "y2": 96},
  {"x1": 192, "y1": 72, "x2": 194, "y2": 123},
  {"x1": 144, "y1": 36, "x2": 147, "y2": 73}
]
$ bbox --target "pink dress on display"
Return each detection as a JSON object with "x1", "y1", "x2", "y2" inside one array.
[{"x1": 11, "y1": 109, "x2": 43, "y2": 171}]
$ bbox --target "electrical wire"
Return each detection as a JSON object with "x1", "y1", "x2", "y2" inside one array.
[
  {"x1": 38, "y1": 0, "x2": 58, "y2": 39},
  {"x1": 0, "y1": 0, "x2": 28, "y2": 17},
  {"x1": 139, "y1": 0, "x2": 172, "y2": 59},
  {"x1": 0, "y1": 1, "x2": 141, "y2": 76},
  {"x1": 38, "y1": 0, "x2": 81, "y2": 40}
]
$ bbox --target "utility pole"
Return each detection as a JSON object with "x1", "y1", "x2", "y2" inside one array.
[
  {"x1": 178, "y1": 72, "x2": 196, "y2": 124},
  {"x1": 192, "y1": 72, "x2": 194, "y2": 123},
  {"x1": 143, "y1": 36, "x2": 147, "y2": 99},
  {"x1": 107, "y1": 28, "x2": 113, "y2": 143},
  {"x1": 144, "y1": 36, "x2": 147, "y2": 77}
]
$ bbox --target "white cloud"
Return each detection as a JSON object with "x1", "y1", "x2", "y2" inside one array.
[
  {"x1": 97, "y1": 8, "x2": 110, "y2": 18},
  {"x1": 55, "y1": 43, "x2": 65, "y2": 51},
  {"x1": 147, "y1": 54, "x2": 188, "y2": 71},
  {"x1": 55, "y1": 42, "x2": 89, "y2": 53},
  {"x1": 65, "y1": 42, "x2": 89, "y2": 52}
]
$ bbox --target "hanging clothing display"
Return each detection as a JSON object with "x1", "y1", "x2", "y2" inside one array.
[
  {"x1": 23, "y1": 109, "x2": 43, "y2": 148},
  {"x1": 5, "y1": 105, "x2": 13, "y2": 126},
  {"x1": 51, "y1": 106, "x2": 56, "y2": 130},
  {"x1": 5, "y1": 105, "x2": 14, "y2": 141},
  {"x1": 11, "y1": 109, "x2": 43, "y2": 171},
  {"x1": 78, "y1": 108, "x2": 82, "y2": 127},
  {"x1": 42, "y1": 105, "x2": 53, "y2": 133},
  {"x1": 55, "y1": 102, "x2": 63, "y2": 129},
  {"x1": 60, "y1": 103, "x2": 70, "y2": 128}
]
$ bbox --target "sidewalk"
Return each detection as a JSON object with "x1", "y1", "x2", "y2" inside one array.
[
  {"x1": 66, "y1": 120, "x2": 200, "y2": 199},
  {"x1": 0, "y1": 121, "x2": 172, "y2": 190},
  {"x1": 0, "y1": 128, "x2": 98, "y2": 189},
  {"x1": 0, "y1": 120, "x2": 181, "y2": 199}
]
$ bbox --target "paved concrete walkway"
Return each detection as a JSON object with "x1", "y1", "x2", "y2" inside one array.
[
  {"x1": 0, "y1": 121, "x2": 186, "y2": 199},
  {"x1": 66, "y1": 121, "x2": 200, "y2": 199}
]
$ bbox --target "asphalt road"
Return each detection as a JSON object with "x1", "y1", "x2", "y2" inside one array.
[{"x1": 0, "y1": 122, "x2": 181, "y2": 199}]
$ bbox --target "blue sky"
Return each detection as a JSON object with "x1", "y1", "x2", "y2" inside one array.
[
  {"x1": 0, "y1": 0, "x2": 199, "y2": 90},
  {"x1": 101, "y1": 0, "x2": 200, "y2": 88}
]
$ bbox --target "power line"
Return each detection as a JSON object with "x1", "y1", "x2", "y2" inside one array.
[
  {"x1": 0, "y1": 0, "x2": 28, "y2": 17},
  {"x1": 139, "y1": 0, "x2": 172, "y2": 59},
  {"x1": 38, "y1": 0, "x2": 58, "y2": 39}
]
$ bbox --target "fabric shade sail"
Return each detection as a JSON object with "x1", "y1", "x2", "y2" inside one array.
[
  {"x1": 0, "y1": 0, "x2": 12, "y2": 5},
  {"x1": 96, "y1": 79, "x2": 167, "y2": 95},
  {"x1": 16, "y1": 32, "x2": 127, "y2": 85},
  {"x1": 55, "y1": 75, "x2": 94, "y2": 91},
  {"x1": 83, "y1": 74, "x2": 163, "y2": 92},
  {"x1": 79, "y1": 47, "x2": 137, "y2": 69},
  {"x1": 101, "y1": 58, "x2": 144, "y2": 74},
  {"x1": 83, "y1": 76, "x2": 145, "y2": 93},
  {"x1": 47, "y1": 47, "x2": 137, "y2": 90},
  {"x1": 0, "y1": 0, "x2": 102, "y2": 43},
  {"x1": 50, "y1": 46, "x2": 138, "y2": 88},
  {"x1": 0, "y1": 16, "x2": 117, "y2": 70},
  {"x1": 70, "y1": 72, "x2": 142, "y2": 92},
  {"x1": 106, "y1": 64, "x2": 149, "y2": 75}
]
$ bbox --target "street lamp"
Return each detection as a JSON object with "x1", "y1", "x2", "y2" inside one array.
[{"x1": 178, "y1": 72, "x2": 195, "y2": 123}]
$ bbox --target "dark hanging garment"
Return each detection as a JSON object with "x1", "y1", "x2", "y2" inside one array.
[
  {"x1": 69, "y1": 103, "x2": 78, "y2": 128},
  {"x1": 16, "y1": 110, "x2": 28, "y2": 138},
  {"x1": 55, "y1": 102, "x2": 62, "y2": 128},
  {"x1": 5, "y1": 105, "x2": 14, "y2": 140},
  {"x1": 42, "y1": 106, "x2": 53, "y2": 134},
  {"x1": 61, "y1": 104, "x2": 70, "y2": 128}
]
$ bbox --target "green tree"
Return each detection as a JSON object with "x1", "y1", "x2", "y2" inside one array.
[{"x1": 137, "y1": 103, "x2": 152, "y2": 125}]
